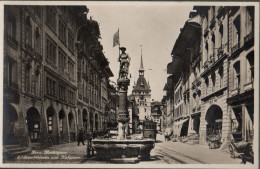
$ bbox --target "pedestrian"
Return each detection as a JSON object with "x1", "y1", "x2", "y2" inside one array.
[{"x1": 77, "y1": 129, "x2": 85, "y2": 146}]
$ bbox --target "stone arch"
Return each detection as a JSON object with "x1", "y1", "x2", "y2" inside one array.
[
  {"x1": 78, "y1": 109, "x2": 82, "y2": 129},
  {"x1": 205, "y1": 104, "x2": 223, "y2": 138},
  {"x1": 26, "y1": 107, "x2": 41, "y2": 142},
  {"x1": 89, "y1": 111, "x2": 94, "y2": 132},
  {"x1": 46, "y1": 106, "x2": 58, "y2": 144},
  {"x1": 82, "y1": 109, "x2": 88, "y2": 131},
  {"x1": 95, "y1": 113, "x2": 99, "y2": 131},
  {"x1": 58, "y1": 109, "x2": 68, "y2": 142},
  {"x1": 3, "y1": 102, "x2": 18, "y2": 144},
  {"x1": 68, "y1": 111, "x2": 76, "y2": 141}
]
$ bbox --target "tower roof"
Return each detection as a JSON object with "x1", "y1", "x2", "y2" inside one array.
[{"x1": 132, "y1": 76, "x2": 151, "y2": 92}]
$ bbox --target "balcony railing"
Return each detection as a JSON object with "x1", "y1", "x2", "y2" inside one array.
[{"x1": 231, "y1": 42, "x2": 240, "y2": 54}]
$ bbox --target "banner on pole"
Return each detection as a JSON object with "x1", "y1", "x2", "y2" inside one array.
[{"x1": 113, "y1": 30, "x2": 120, "y2": 47}]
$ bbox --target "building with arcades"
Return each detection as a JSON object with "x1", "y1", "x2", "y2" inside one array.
[
  {"x1": 166, "y1": 6, "x2": 255, "y2": 149},
  {"x1": 76, "y1": 15, "x2": 114, "y2": 134},
  {"x1": 3, "y1": 5, "x2": 115, "y2": 156}
]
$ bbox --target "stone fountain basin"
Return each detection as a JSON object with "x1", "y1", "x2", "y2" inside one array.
[{"x1": 92, "y1": 139, "x2": 155, "y2": 161}]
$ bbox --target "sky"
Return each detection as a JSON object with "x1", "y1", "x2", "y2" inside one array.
[{"x1": 86, "y1": 2, "x2": 193, "y2": 101}]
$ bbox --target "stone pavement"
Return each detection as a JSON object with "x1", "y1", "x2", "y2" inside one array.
[
  {"x1": 139, "y1": 134, "x2": 250, "y2": 164},
  {"x1": 4, "y1": 135, "x2": 253, "y2": 165}
]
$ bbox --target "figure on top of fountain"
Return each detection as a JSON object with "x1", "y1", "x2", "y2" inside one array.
[{"x1": 118, "y1": 47, "x2": 131, "y2": 79}]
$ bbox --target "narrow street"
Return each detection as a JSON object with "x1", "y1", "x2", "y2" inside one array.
[{"x1": 5, "y1": 133, "x2": 249, "y2": 165}]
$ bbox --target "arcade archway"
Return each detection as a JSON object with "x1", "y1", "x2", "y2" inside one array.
[
  {"x1": 89, "y1": 111, "x2": 93, "y2": 132},
  {"x1": 205, "y1": 105, "x2": 223, "y2": 137},
  {"x1": 26, "y1": 107, "x2": 41, "y2": 143},
  {"x1": 68, "y1": 112, "x2": 75, "y2": 141},
  {"x1": 82, "y1": 109, "x2": 88, "y2": 131},
  {"x1": 3, "y1": 103, "x2": 18, "y2": 144},
  {"x1": 95, "y1": 114, "x2": 98, "y2": 131},
  {"x1": 59, "y1": 109, "x2": 67, "y2": 142}
]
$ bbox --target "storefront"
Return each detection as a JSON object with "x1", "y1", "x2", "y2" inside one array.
[{"x1": 205, "y1": 105, "x2": 223, "y2": 140}]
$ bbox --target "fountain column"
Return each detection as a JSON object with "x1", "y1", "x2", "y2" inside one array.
[{"x1": 117, "y1": 47, "x2": 130, "y2": 139}]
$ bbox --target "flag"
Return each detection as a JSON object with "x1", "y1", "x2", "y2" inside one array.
[{"x1": 113, "y1": 30, "x2": 120, "y2": 47}]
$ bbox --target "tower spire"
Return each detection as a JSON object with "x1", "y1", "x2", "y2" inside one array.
[
  {"x1": 140, "y1": 45, "x2": 144, "y2": 70},
  {"x1": 139, "y1": 45, "x2": 144, "y2": 77}
]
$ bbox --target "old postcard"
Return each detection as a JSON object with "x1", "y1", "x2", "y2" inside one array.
[{"x1": 0, "y1": 1, "x2": 259, "y2": 168}]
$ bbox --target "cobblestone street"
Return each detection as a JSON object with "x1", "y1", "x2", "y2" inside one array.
[{"x1": 5, "y1": 134, "x2": 252, "y2": 165}]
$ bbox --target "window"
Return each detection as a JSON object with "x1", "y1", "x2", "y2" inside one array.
[
  {"x1": 25, "y1": 17, "x2": 32, "y2": 48},
  {"x1": 233, "y1": 15, "x2": 241, "y2": 47},
  {"x1": 35, "y1": 27, "x2": 41, "y2": 53},
  {"x1": 246, "y1": 53, "x2": 254, "y2": 83},
  {"x1": 211, "y1": 72, "x2": 216, "y2": 92},
  {"x1": 68, "y1": 90, "x2": 74, "y2": 104},
  {"x1": 46, "y1": 77, "x2": 56, "y2": 96},
  {"x1": 68, "y1": 32, "x2": 74, "y2": 53},
  {"x1": 35, "y1": 66, "x2": 41, "y2": 97},
  {"x1": 246, "y1": 7, "x2": 254, "y2": 34},
  {"x1": 211, "y1": 33, "x2": 215, "y2": 57},
  {"x1": 58, "y1": 19, "x2": 66, "y2": 44},
  {"x1": 205, "y1": 42, "x2": 209, "y2": 62},
  {"x1": 219, "y1": 24, "x2": 223, "y2": 47},
  {"x1": 25, "y1": 63, "x2": 31, "y2": 93},
  {"x1": 6, "y1": 14, "x2": 17, "y2": 41},
  {"x1": 68, "y1": 60, "x2": 74, "y2": 79},
  {"x1": 46, "y1": 7, "x2": 56, "y2": 32},
  {"x1": 59, "y1": 85, "x2": 66, "y2": 101},
  {"x1": 218, "y1": 66, "x2": 223, "y2": 88},
  {"x1": 233, "y1": 61, "x2": 240, "y2": 89},
  {"x1": 5, "y1": 58, "x2": 17, "y2": 88},
  {"x1": 205, "y1": 77, "x2": 209, "y2": 95},
  {"x1": 46, "y1": 37, "x2": 57, "y2": 64},
  {"x1": 58, "y1": 49, "x2": 66, "y2": 73}
]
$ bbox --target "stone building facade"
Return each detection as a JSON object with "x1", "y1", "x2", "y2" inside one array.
[
  {"x1": 151, "y1": 101, "x2": 163, "y2": 132},
  {"x1": 166, "y1": 6, "x2": 255, "y2": 147},
  {"x1": 3, "y1": 5, "x2": 114, "y2": 154}
]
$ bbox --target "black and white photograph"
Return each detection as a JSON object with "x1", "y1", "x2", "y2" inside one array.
[{"x1": 1, "y1": 1, "x2": 259, "y2": 168}]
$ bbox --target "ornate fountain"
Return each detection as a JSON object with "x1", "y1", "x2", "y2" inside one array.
[{"x1": 92, "y1": 47, "x2": 155, "y2": 163}]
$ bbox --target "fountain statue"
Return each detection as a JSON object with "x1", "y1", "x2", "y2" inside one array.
[
  {"x1": 92, "y1": 47, "x2": 155, "y2": 163},
  {"x1": 117, "y1": 47, "x2": 131, "y2": 139}
]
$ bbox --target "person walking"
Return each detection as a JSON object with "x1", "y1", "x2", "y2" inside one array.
[{"x1": 77, "y1": 129, "x2": 85, "y2": 146}]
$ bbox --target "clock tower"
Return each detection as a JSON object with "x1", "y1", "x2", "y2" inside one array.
[{"x1": 132, "y1": 48, "x2": 151, "y2": 122}]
